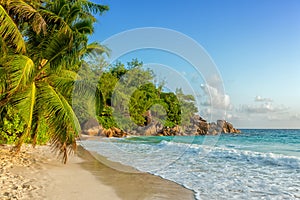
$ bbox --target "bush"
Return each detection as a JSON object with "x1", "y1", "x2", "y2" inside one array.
[
  {"x1": 0, "y1": 108, "x2": 25, "y2": 144},
  {"x1": 0, "y1": 107, "x2": 50, "y2": 145}
]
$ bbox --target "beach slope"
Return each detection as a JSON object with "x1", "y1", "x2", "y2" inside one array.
[{"x1": 0, "y1": 145, "x2": 194, "y2": 200}]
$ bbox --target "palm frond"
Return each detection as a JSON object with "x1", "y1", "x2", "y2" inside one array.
[
  {"x1": 78, "y1": 10, "x2": 96, "y2": 22},
  {"x1": 40, "y1": 32, "x2": 71, "y2": 69},
  {"x1": 39, "y1": 9, "x2": 73, "y2": 35},
  {"x1": 9, "y1": 0, "x2": 47, "y2": 35},
  {"x1": 53, "y1": 69, "x2": 78, "y2": 79},
  {"x1": 38, "y1": 83, "x2": 80, "y2": 163},
  {"x1": 66, "y1": 3, "x2": 80, "y2": 24},
  {"x1": 23, "y1": 0, "x2": 42, "y2": 9},
  {"x1": 77, "y1": 0, "x2": 109, "y2": 15},
  {"x1": 0, "y1": 5, "x2": 26, "y2": 53},
  {"x1": 80, "y1": 42, "x2": 109, "y2": 60},
  {"x1": 72, "y1": 18, "x2": 93, "y2": 34},
  {"x1": 4, "y1": 55, "x2": 35, "y2": 93},
  {"x1": 47, "y1": 69, "x2": 78, "y2": 99}
]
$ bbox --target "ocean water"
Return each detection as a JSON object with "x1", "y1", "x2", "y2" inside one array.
[{"x1": 79, "y1": 129, "x2": 300, "y2": 200}]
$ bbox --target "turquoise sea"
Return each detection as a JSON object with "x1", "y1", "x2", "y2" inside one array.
[{"x1": 80, "y1": 129, "x2": 300, "y2": 200}]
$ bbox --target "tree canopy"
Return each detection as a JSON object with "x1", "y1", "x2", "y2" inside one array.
[{"x1": 79, "y1": 59, "x2": 199, "y2": 132}]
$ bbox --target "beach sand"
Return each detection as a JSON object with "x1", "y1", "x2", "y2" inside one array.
[{"x1": 0, "y1": 144, "x2": 195, "y2": 200}]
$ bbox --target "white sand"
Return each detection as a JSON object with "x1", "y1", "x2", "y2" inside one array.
[
  {"x1": 0, "y1": 145, "x2": 120, "y2": 200},
  {"x1": 43, "y1": 154, "x2": 121, "y2": 200}
]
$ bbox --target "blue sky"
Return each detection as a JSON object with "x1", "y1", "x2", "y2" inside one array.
[{"x1": 91, "y1": 0, "x2": 300, "y2": 128}]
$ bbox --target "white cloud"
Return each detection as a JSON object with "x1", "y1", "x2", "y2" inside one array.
[
  {"x1": 200, "y1": 84, "x2": 231, "y2": 110},
  {"x1": 224, "y1": 95, "x2": 299, "y2": 128},
  {"x1": 255, "y1": 95, "x2": 273, "y2": 102},
  {"x1": 266, "y1": 113, "x2": 300, "y2": 122},
  {"x1": 239, "y1": 102, "x2": 288, "y2": 114}
]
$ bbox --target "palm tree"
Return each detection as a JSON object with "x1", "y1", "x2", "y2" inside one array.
[{"x1": 0, "y1": 0, "x2": 108, "y2": 163}]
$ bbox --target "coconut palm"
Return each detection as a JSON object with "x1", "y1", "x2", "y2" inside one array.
[{"x1": 0, "y1": 0, "x2": 108, "y2": 163}]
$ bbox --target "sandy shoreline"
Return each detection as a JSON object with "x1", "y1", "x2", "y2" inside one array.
[{"x1": 0, "y1": 144, "x2": 195, "y2": 200}]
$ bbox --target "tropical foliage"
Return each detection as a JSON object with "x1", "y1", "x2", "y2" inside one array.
[
  {"x1": 82, "y1": 59, "x2": 199, "y2": 132},
  {"x1": 0, "y1": 0, "x2": 108, "y2": 163}
]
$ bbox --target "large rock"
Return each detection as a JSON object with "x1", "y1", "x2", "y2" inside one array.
[
  {"x1": 157, "y1": 125, "x2": 181, "y2": 136},
  {"x1": 129, "y1": 121, "x2": 164, "y2": 136},
  {"x1": 217, "y1": 120, "x2": 226, "y2": 129},
  {"x1": 184, "y1": 118, "x2": 241, "y2": 135},
  {"x1": 185, "y1": 114, "x2": 209, "y2": 135},
  {"x1": 216, "y1": 120, "x2": 241, "y2": 134},
  {"x1": 191, "y1": 114, "x2": 207, "y2": 123},
  {"x1": 197, "y1": 121, "x2": 209, "y2": 135},
  {"x1": 81, "y1": 118, "x2": 128, "y2": 137},
  {"x1": 144, "y1": 124, "x2": 158, "y2": 136},
  {"x1": 102, "y1": 127, "x2": 127, "y2": 137},
  {"x1": 81, "y1": 118, "x2": 103, "y2": 136},
  {"x1": 85, "y1": 127, "x2": 102, "y2": 136}
]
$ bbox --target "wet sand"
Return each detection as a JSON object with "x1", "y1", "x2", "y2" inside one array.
[{"x1": 77, "y1": 145, "x2": 195, "y2": 200}]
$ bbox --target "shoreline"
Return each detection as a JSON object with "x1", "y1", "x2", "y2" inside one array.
[
  {"x1": 0, "y1": 143, "x2": 195, "y2": 200},
  {"x1": 76, "y1": 144, "x2": 195, "y2": 200}
]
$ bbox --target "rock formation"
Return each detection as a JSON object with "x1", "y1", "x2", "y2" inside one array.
[
  {"x1": 81, "y1": 118, "x2": 127, "y2": 137},
  {"x1": 81, "y1": 115, "x2": 241, "y2": 138}
]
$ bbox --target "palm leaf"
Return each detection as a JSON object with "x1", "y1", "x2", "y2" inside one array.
[
  {"x1": 9, "y1": 0, "x2": 47, "y2": 35},
  {"x1": 72, "y1": 18, "x2": 94, "y2": 34},
  {"x1": 65, "y1": 3, "x2": 81, "y2": 24},
  {"x1": 47, "y1": 69, "x2": 78, "y2": 99},
  {"x1": 0, "y1": 5, "x2": 26, "y2": 53},
  {"x1": 4, "y1": 55, "x2": 35, "y2": 93},
  {"x1": 82, "y1": 42, "x2": 109, "y2": 56},
  {"x1": 41, "y1": 32, "x2": 71, "y2": 69},
  {"x1": 77, "y1": 0, "x2": 109, "y2": 15},
  {"x1": 39, "y1": 9, "x2": 73, "y2": 35},
  {"x1": 38, "y1": 83, "x2": 80, "y2": 163}
]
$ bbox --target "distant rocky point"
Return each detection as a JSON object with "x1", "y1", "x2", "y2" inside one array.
[{"x1": 81, "y1": 115, "x2": 241, "y2": 138}]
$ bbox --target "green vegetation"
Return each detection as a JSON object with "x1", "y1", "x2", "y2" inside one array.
[
  {"x1": 0, "y1": 106, "x2": 25, "y2": 144},
  {"x1": 0, "y1": 0, "x2": 108, "y2": 163},
  {"x1": 77, "y1": 59, "x2": 198, "y2": 132}
]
